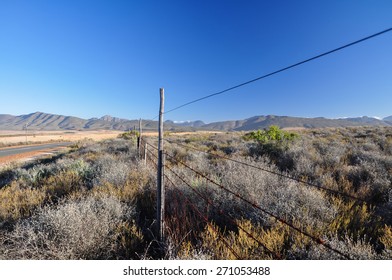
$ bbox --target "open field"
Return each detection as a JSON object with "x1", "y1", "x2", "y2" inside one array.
[
  {"x1": 0, "y1": 126, "x2": 391, "y2": 260},
  {"x1": 0, "y1": 130, "x2": 221, "y2": 147},
  {"x1": 0, "y1": 130, "x2": 124, "y2": 147}
]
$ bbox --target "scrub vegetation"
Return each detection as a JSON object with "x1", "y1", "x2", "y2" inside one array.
[{"x1": 0, "y1": 126, "x2": 391, "y2": 259}]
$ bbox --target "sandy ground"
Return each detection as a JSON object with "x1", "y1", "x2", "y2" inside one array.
[{"x1": 0, "y1": 130, "x2": 124, "y2": 146}]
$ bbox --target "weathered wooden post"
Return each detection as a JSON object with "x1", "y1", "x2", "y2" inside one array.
[
  {"x1": 157, "y1": 88, "x2": 165, "y2": 243},
  {"x1": 144, "y1": 142, "x2": 147, "y2": 165},
  {"x1": 138, "y1": 118, "x2": 142, "y2": 159}
]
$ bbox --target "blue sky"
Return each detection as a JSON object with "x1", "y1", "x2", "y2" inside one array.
[{"x1": 0, "y1": 0, "x2": 391, "y2": 123}]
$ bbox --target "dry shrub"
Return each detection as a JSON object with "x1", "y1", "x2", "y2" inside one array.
[
  {"x1": 217, "y1": 156, "x2": 337, "y2": 230},
  {"x1": 2, "y1": 196, "x2": 136, "y2": 259},
  {"x1": 198, "y1": 223, "x2": 237, "y2": 260},
  {"x1": 327, "y1": 199, "x2": 381, "y2": 241},
  {"x1": 43, "y1": 170, "x2": 84, "y2": 201},
  {"x1": 116, "y1": 221, "x2": 145, "y2": 259},
  {"x1": 92, "y1": 154, "x2": 131, "y2": 187},
  {"x1": 290, "y1": 234, "x2": 378, "y2": 260},
  {"x1": 195, "y1": 220, "x2": 288, "y2": 260},
  {"x1": 380, "y1": 225, "x2": 392, "y2": 250},
  {"x1": 230, "y1": 220, "x2": 284, "y2": 260},
  {"x1": 0, "y1": 182, "x2": 46, "y2": 222},
  {"x1": 92, "y1": 161, "x2": 153, "y2": 202}
]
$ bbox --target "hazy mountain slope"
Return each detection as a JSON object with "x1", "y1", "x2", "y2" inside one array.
[
  {"x1": 1, "y1": 112, "x2": 87, "y2": 130},
  {"x1": 200, "y1": 120, "x2": 246, "y2": 131},
  {"x1": 0, "y1": 112, "x2": 182, "y2": 131},
  {"x1": 165, "y1": 120, "x2": 206, "y2": 128},
  {"x1": 1, "y1": 112, "x2": 391, "y2": 131},
  {"x1": 202, "y1": 115, "x2": 391, "y2": 131},
  {"x1": 383, "y1": 116, "x2": 392, "y2": 124},
  {"x1": 384, "y1": 116, "x2": 392, "y2": 120},
  {"x1": 0, "y1": 114, "x2": 14, "y2": 124}
]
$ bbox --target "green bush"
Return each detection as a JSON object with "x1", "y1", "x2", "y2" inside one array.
[
  {"x1": 244, "y1": 126, "x2": 298, "y2": 170},
  {"x1": 243, "y1": 125, "x2": 298, "y2": 143},
  {"x1": 118, "y1": 131, "x2": 139, "y2": 140}
]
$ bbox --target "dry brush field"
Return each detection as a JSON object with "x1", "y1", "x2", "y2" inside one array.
[{"x1": 0, "y1": 126, "x2": 391, "y2": 259}]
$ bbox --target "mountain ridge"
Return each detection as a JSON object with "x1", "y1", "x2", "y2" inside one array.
[
  {"x1": 201, "y1": 115, "x2": 391, "y2": 131},
  {"x1": 0, "y1": 112, "x2": 391, "y2": 131}
]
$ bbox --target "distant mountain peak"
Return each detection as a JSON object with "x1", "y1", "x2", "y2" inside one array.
[
  {"x1": 383, "y1": 115, "x2": 392, "y2": 122},
  {"x1": 100, "y1": 115, "x2": 114, "y2": 121},
  {"x1": 99, "y1": 115, "x2": 124, "y2": 123},
  {"x1": 165, "y1": 120, "x2": 206, "y2": 127}
]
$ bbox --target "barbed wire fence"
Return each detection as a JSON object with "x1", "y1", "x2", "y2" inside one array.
[
  {"x1": 134, "y1": 28, "x2": 392, "y2": 259},
  {"x1": 142, "y1": 136, "x2": 353, "y2": 259}
]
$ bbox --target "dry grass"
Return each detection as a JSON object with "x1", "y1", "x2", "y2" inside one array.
[{"x1": 0, "y1": 130, "x2": 123, "y2": 146}]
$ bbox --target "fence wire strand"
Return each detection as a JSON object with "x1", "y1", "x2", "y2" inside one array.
[
  {"x1": 164, "y1": 150, "x2": 351, "y2": 259},
  {"x1": 164, "y1": 172, "x2": 242, "y2": 260},
  {"x1": 164, "y1": 138, "x2": 367, "y2": 202},
  {"x1": 165, "y1": 163, "x2": 281, "y2": 259}
]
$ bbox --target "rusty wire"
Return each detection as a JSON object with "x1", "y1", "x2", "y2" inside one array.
[
  {"x1": 165, "y1": 151, "x2": 351, "y2": 259},
  {"x1": 164, "y1": 172, "x2": 242, "y2": 260},
  {"x1": 164, "y1": 138, "x2": 366, "y2": 202},
  {"x1": 165, "y1": 164, "x2": 281, "y2": 259},
  {"x1": 141, "y1": 137, "x2": 352, "y2": 259}
]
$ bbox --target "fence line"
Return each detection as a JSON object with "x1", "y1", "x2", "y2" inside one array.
[
  {"x1": 165, "y1": 163, "x2": 281, "y2": 259},
  {"x1": 158, "y1": 137, "x2": 391, "y2": 216},
  {"x1": 145, "y1": 145, "x2": 158, "y2": 166},
  {"x1": 144, "y1": 138, "x2": 279, "y2": 258},
  {"x1": 143, "y1": 136, "x2": 350, "y2": 258},
  {"x1": 164, "y1": 138, "x2": 366, "y2": 202},
  {"x1": 163, "y1": 171, "x2": 242, "y2": 259},
  {"x1": 164, "y1": 150, "x2": 351, "y2": 259},
  {"x1": 134, "y1": 26, "x2": 392, "y2": 259},
  {"x1": 146, "y1": 145, "x2": 239, "y2": 257}
]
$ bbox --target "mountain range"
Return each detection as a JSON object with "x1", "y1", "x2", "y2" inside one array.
[
  {"x1": 0, "y1": 112, "x2": 391, "y2": 131},
  {"x1": 0, "y1": 112, "x2": 165, "y2": 131},
  {"x1": 201, "y1": 115, "x2": 392, "y2": 131}
]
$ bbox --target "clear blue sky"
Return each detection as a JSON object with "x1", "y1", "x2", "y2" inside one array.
[{"x1": 1, "y1": 0, "x2": 391, "y2": 123}]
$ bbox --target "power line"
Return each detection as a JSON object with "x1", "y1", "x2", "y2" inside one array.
[
  {"x1": 163, "y1": 27, "x2": 392, "y2": 115},
  {"x1": 141, "y1": 28, "x2": 392, "y2": 130}
]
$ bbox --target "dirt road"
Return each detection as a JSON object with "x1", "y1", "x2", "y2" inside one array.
[{"x1": 0, "y1": 142, "x2": 72, "y2": 166}]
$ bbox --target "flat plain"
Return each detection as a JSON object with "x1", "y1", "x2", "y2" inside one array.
[{"x1": 0, "y1": 130, "x2": 124, "y2": 146}]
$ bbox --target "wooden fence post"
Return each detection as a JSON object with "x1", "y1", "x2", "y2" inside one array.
[
  {"x1": 138, "y1": 118, "x2": 142, "y2": 159},
  {"x1": 144, "y1": 142, "x2": 147, "y2": 165},
  {"x1": 157, "y1": 88, "x2": 165, "y2": 243}
]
